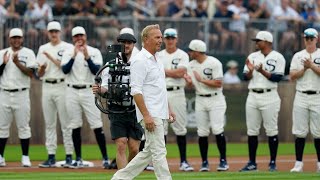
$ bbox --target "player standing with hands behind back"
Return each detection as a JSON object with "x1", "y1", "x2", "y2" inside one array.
[
  {"x1": 240, "y1": 31, "x2": 285, "y2": 172},
  {"x1": 61, "y1": 26, "x2": 110, "y2": 169},
  {"x1": 289, "y1": 28, "x2": 320, "y2": 173}
]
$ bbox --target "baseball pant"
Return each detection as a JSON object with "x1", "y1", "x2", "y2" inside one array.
[
  {"x1": 195, "y1": 93, "x2": 227, "y2": 136},
  {"x1": 42, "y1": 82, "x2": 73, "y2": 155},
  {"x1": 0, "y1": 90, "x2": 31, "y2": 139},
  {"x1": 164, "y1": 89, "x2": 187, "y2": 136},
  {"x1": 66, "y1": 87, "x2": 102, "y2": 129},
  {"x1": 111, "y1": 118, "x2": 171, "y2": 180},
  {"x1": 246, "y1": 90, "x2": 280, "y2": 136},
  {"x1": 292, "y1": 91, "x2": 320, "y2": 138}
]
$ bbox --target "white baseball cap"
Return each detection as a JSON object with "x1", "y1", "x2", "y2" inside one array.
[
  {"x1": 304, "y1": 28, "x2": 318, "y2": 38},
  {"x1": 226, "y1": 60, "x2": 239, "y2": 68},
  {"x1": 9, "y1": 28, "x2": 23, "y2": 38},
  {"x1": 120, "y1": 27, "x2": 134, "y2": 35},
  {"x1": 252, "y1": 31, "x2": 273, "y2": 43},
  {"x1": 47, "y1": 21, "x2": 61, "y2": 31},
  {"x1": 163, "y1": 28, "x2": 178, "y2": 38},
  {"x1": 72, "y1": 26, "x2": 86, "y2": 36},
  {"x1": 188, "y1": 39, "x2": 206, "y2": 52}
]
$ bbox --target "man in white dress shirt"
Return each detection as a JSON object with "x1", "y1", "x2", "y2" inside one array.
[
  {"x1": 111, "y1": 24, "x2": 175, "y2": 180},
  {"x1": 0, "y1": 28, "x2": 37, "y2": 167},
  {"x1": 37, "y1": 21, "x2": 74, "y2": 168}
]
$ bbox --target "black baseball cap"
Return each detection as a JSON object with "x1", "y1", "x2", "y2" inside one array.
[{"x1": 117, "y1": 33, "x2": 136, "y2": 43}]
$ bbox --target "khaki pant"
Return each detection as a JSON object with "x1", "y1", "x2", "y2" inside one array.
[{"x1": 111, "y1": 118, "x2": 172, "y2": 180}]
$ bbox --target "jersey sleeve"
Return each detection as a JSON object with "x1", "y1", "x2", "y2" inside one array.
[
  {"x1": 101, "y1": 62, "x2": 110, "y2": 88},
  {"x1": 274, "y1": 54, "x2": 286, "y2": 75},
  {"x1": 177, "y1": 51, "x2": 189, "y2": 69},
  {"x1": 92, "y1": 48, "x2": 103, "y2": 66},
  {"x1": 243, "y1": 54, "x2": 253, "y2": 73},
  {"x1": 61, "y1": 47, "x2": 73, "y2": 66},
  {"x1": 36, "y1": 46, "x2": 45, "y2": 65},
  {"x1": 290, "y1": 52, "x2": 303, "y2": 71},
  {"x1": 26, "y1": 49, "x2": 38, "y2": 69},
  {"x1": 213, "y1": 60, "x2": 223, "y2": 79}
]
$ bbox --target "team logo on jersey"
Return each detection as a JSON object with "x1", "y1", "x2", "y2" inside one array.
[
  {"x1": 57, "y1": 50, "x2": 64, "y2": 57},
  {"x1": 265, "y1": 59, "x2": 276, "y2": 72},
  {"x1": 171, "y1": 58, "x2": 181, "y2": 69},
  {"x1": 203, "y1": 68, "x2": 213, "y2": 80},
  {"x1": 314, "y1": 58, "x2": 320, "y2": 65},
  {"x1": 18, "y1": 56, "x2": 27, "y2": 66}
]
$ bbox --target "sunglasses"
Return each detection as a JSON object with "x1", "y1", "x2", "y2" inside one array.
[{"x1": 305, "y1": 37, "x2": 315, "y2": 41}]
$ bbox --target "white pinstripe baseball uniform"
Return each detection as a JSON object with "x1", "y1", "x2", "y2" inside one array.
[
  {"x1": 37, "y1": 41, "x2": 74, "y2": 155},
  {"x1": 243, "y1": 50, "x2": 285, "y2": 136},
  {"x1": 188, "y1": 56, "x2": 227, "y2": 136},
  {"x1": 0, "y1": 47, "x2": 37, "y2": 139},
  {"x1": 290, "y1": 49, "x2": 320, "y2": 138},
  {"x1": 61, "y1": 45, "x2": 103, "y2": 129},
  {"x1": 159, "y1": 48, "x2": 188, "y2": 136}
]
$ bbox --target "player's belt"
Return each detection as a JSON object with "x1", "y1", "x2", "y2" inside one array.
[
  {"x1": 167, "y1": 86, "x2": 181, "y2": 91},
  {"x1": 45, "y1": 78, "x2": 64, "y2": 84},
  {"x1": 198, "y1": 93, "x2": 218, "y2": 97},
  {"x1": 2, "y1": 88, "x2": 27, "y2": 92},
  {"x1": 67, "y1": 84, "x2": 93, "y2": 89},
  {"x1": 251, "y1": 89, "x2": 272, "y2": 93},
  {"x1": 299, "y1": 90, "x2": 320, "y2": 95}
]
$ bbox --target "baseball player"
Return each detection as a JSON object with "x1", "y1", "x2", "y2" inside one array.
[
  {"x1": 289, "y1": 28, "x2": 320, "y2": 173},
  {"x1": 92, "y1": 32, "x2": 143, "y2": 169},
  {"x1": 37, "y1": 21, "x2": 74, "y2": 168},
  {"x1": 240, "y1": 31, "x2": 285, "y2": 172},
  {"x1": 61, "y1": 26, "x2": 110, "y2": 169},
  {"x1": 159, "y1": 28, "x2": 194, "y2": 171},
  {"x1": 184, "y1": 39, "x2": 229, "y2": 172},
  {"x1": 0, "y1": 28, "x2": 37, "y2": 167}
]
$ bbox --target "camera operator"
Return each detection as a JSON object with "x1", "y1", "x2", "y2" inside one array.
[{"x1": 92, "y1": 33, "x2": 143, "y2": 169}]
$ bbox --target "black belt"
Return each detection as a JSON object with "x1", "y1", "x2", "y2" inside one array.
[
  {"x1": 3, "y1": 88, "x2": 27, "y2": 92},
  {"x1": 45, "y1": 79, "x2": 64, "y2": 84},
  {"x1": 251, "y1": 89, "x2": 272, "y2": 94},
  {"x1": 299, "y1": 90, "x2": 320, "y2": 95},
  {"x1": 67, "y1": 84, "x2": 92, "y2": 89},
  {"x1": 167, "y1": 87, "x2": 180, "y2": 91},
  {"x1": 198, "y1": 93, "x2": 218, "y2": 97}
]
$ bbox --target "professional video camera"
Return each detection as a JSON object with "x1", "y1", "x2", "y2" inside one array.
[{"x1": 95, "y1": 44, "x2": 135, "y2": 114}]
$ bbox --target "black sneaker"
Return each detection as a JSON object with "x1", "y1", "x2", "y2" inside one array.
[
  {"x1": 63, "y1": 156, "x2": 73, "y2": 168},
  {"x1": 269, "y1": 162, "x2": 277, "y2": 172},
  {"x1": 239, "y1": 161, "x2": 257, "y2": 172},
  {"x1": 103, "y1": 159, "x2": 110, "y2": 169},
  {"x1": 109, "y1": 159, "x2": 118, "y2": 169},
  {"x1": 38, "y1": 158, "x2": 56, "y2": 168},
  {"x1": 199, "y1": 161, "x2": 209, "y2": 172}
]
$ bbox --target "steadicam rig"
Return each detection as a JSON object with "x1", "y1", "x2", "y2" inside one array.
[{"x1": 94, "y1": 44, "x2": 135, "y2": 114}]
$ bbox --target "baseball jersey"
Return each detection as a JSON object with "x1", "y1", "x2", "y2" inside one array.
[
  {"x1": 37, "y1": 41, "x2": 73, "y2": 80},
  {"x1": 188, "y1": 56, "x2": 223, "y2": 95},
  {"x1": 159, "y1": 48, "x2": 189, "y2": 87},
  {"x1": 61, "y1": 45, "x2": 103, "y2": 85},
  {"x1": 243, "y1": 50, "x2": 286, "y2": 89},
  {"x1": 290, "y1": 48, "x2": 320, "y2": 91},
  {"x1": 0, "y1": 47, "x2": 37, "y2": 89}
]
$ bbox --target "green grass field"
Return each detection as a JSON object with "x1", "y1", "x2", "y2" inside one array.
[{"x1": 0, "y1": 143, "x2": 319, "y2": 179}]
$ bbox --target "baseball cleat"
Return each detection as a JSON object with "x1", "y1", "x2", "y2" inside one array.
[
  {"x1": 217, "y1": 160, "x2": 229, "y2": 171},
  {"x1": 38, "y1": 158, "x2": 56, "y2": 168},
  {"x1": 102, "y1": 159, "x2": 110, "y2": 169},
  {"x1": 290, "y1": 161, "x2": 303, "y2": 172},
  {"x1": 199, "y1": 161, "x2": 209, "y2": 172},
  {"x1": 0, "y1": 156, "x2": 6, "y2": 167},
  {"x1": 239, "y1": 161, "x2": 257, "y2": 172},
  {"x1": 317, "y1": 162, "x2": 320, "y2": 173},
  {"x1": 21, "y1": 155, "x2": 32, "y2": 167},
  {"x1": 63, "y1": 156, "x2": 73, "y2": 168},
  {"x1": 179, "y1": 161, "x2": 194, "y2": 172},
  {"x1": 145, "y1": 164, "x2": 154, "y2": 171},
  {"x1": 69, "y1": 159, "x2": 84, "y2": 169},
  {"x1": 268, "y1": 162, "x2": 277, "y2": 172}
]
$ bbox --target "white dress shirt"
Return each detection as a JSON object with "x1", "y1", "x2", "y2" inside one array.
[{"x1": 130, "y1": 48, "x2": 169, "y2": 122}]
